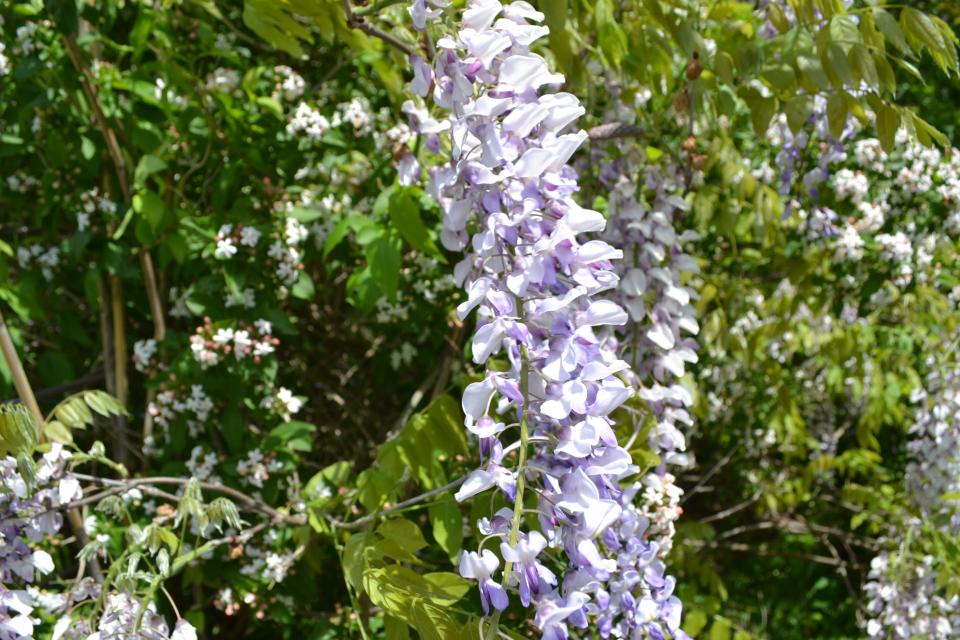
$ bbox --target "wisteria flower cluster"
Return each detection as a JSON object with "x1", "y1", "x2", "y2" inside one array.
[
  {"x1": 600, "y1": 144, "x2": 700, "y2": 554},
  {"x1": 862, "y1": 363, "x2": 960, "y2": 639},
  {"x1": 1, "y1": 443, "x2": 77, "y2": 638},
  {"x1": 406, "y1": 1, "x2": 687, "y2": 636}
]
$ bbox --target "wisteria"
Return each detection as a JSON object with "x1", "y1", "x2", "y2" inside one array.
[
  {"x1": 0, "y1": 441, "x2": 74, "y2": 639},
  {"x1": 600, "y1": 142, "x2": 700, "y2": 555},
  {"x1": 406, "y1": 1, "x2": 687, "y2": 636},
  {"x1": 863, "y1": 363, "x2": 960, "y2": 639}
]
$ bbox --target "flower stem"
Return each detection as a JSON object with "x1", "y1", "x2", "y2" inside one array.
[{"x1": 486, "y1": 346, "x2": 530, "y2": 640}]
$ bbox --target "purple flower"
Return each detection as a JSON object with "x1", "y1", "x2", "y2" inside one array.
[{"x1": 459, "y1": 550, "x2": 509, "y2": 614}]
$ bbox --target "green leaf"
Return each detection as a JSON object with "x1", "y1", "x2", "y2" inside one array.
[
  {"x1": 874, "y1": 100, "x2": 899, "y2": 152},
  {"x1": 134, "y1": 154, "x2": 167, "y2": 187},
  {"x1": 595, "y1": 0, "x2": 627, "y2": 69},
  {"x1": 289, "y1": 207, "x2": 326, "y2": 223},
  {"x1": 265, "y1": 420, "x2": 316, "y2": 452},
  {"x1": 784, "y1": 95, "x2": 814, "y2": 134},
  {"x1": 367, "y1": 234, "x2": 402, "y2": 301},
  {"x1": 873, "y1": 8, "x2": 909, "y2": 53},
  {"x1": 378, "y1": 519, "x2": 428, "y2": 554},
  {"x1": 738, "y1": 87, "x2": 777, "y2": 136},
  {"x1": 291, "y1": 271, "x2": 315, "y2": 299},
  {"x1": 911, "y1": 112, "x2": 949, "y2": 148},
  {"x1": 80, "y1": 136, "x2": 96, "y2": 160},
  {"x1": 323, "y1": 217, "x2": 351, "y2": 259},
  {"x1": 342, "y1": 532, "x2": 370, "y2": 592},
  {"x1": 133, "y1": 190, "x2": 167, "y2": 232},
  {"x1": 255, "y1": 96, "x2": 284, "y2": 119},
  {"x1": 826, "y1": 93, "x2": 848, "y2": 139},
  {"x1": 848, "y1": 45, "x2": 878, "y2": 90},
  {"x1": 760, "y1": 64, "x2": 797, "y2": 94},
  {"x1": 428, "y1": 497, "x2": 463, "y2": 559},
  {"x1": 385, "y1": 616, "x2": 411, "y2": 640},
  {"x1": 388, "y1": 186, "x2": 442, "y2": 259},
  {"x1": 44, "y1": 0, "x2": 78, "y2": 36}
]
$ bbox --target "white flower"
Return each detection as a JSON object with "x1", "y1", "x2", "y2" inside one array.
[
  {"x1": 254, "y1": 319, "x2": 273, "y2": 335},
  {"x1": 836, "y1": 225, "x2": 865, "y2": 261},
  {"x1": 285, "y1": 218, "x2": 309, "y2": 245},
  {"x1": 215, "y1": 238, "x2": 237, "y2": 259},
  {"x1": 172, "y1": 620, "x2": 198, "y2": 640},
  {"x1": 233, "y1": 330, "x2": 253, "y2": 359},
  {"x1": 240, "y1": 226, "x2": 262, "y2": 247},
  {"x1": 833, "y1": 168, "x2": 870, "y2": 204},
  {"x1": 276, "y1": 387, "x2": 303, "y2": 415}
]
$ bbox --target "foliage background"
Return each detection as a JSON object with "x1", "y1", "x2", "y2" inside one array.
[{"x1": 2, "y1": 0, "x2": 960, "y2": 638}]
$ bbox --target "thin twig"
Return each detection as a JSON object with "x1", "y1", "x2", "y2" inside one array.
[
  {"x1": 586, "y1": 122, "x2": 644, "y2": 140},
  {"x1": 699, "y1": 489, "x2": 761, "y2": 524},
  {"x1": 327, "y1": 476, "x2": 466, "y2": 530},
  {"x1": 73, "y1": 474, "x2": 308, "y2": 526},
  {"x1": 342, "y1": 0, "x2": 414, "y2": 56},
  {"x1": 681, "y1": 442, "x2": 741, "y2": 504}
]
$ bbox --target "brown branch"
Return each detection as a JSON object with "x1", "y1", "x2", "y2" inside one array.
[
  {"x1": 109, "y1": 275, "x2": 130, "y2": 468},
  {"x1": 699, "y1": 489, "x2": 761, "y2": 524},
  {"x1": 327, "y1": 475, "x2": 465, "y2": 530},
  {"x1": 342, "y1": 0, "x2": 413, "y2": 56},
  {"x1": 587, "y1": 122, "x2": 644, "y2": 141}
]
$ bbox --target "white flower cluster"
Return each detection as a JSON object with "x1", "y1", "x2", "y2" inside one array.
[
  {"x1": 16, "y1": 244, "x2": 60, "y2": 281},
  {"x1": 268, "y1": 218, "x2": 308, "y2": 285},
  {"x1": 148, "y1": 383, "x2": 214, "y2": 436},
  {"x1": 0, "y1": 41, "x2": 9, "y2": 76},
  {"x1": 331, "y1": 97, "x2": 374, "y2": 135},
  {"x1": 236, "y1": 448, "x2": 282, "y2": 488},
  {"x1": 75, "y1": 187, "x2": 118, "y2": 233},
  {"x1": 274, "y1": 65, "x2": 305, "y2": 102},
  {"x1": 189, "y1": 319, "x2": 278, "y2": 368},
  {"x1": 133, "y1": 338, "x2": 158, "y2": 373},
  {"x1": 238, "y1": 541, "x2": 300, "y2": 584},
  {"x1": 15, "y1": 22, "x2": 41, "y2": 55},
  {"x1": 154, "y1": 78, "x2": 187, "y2": 108},
  {"x1": 259, "y1": 387, "x2": 304, "y2": 421},
  {"x1": 205, "y1": 67, "x2": 240, "y2": 93},
  {"x1": 286, "y1": 102, "x2": 330, "y2": 140},
  {"x1": 6, "y1": 173, "x2": 38, "y2": 194},
  {"x1": 832, "y1": 168, "x2": 870, "y2": 204},
  {"x1": 864, "y1": 546, "x2": 958, "y2": 640},
  {"x1": 214, "y1": 223, "x2": 262, "y2": 260},
  {"x1": 55, "y1": 592, "x2": 197, "y2": 640},
  {"x1": 185, "y1": 446, "x2": 220, "y2": 482},
  {"x1": 602, "y1": 152, "x2": 700, "y2": 554}
]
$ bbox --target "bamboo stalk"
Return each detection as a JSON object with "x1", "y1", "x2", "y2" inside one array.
[
  {"x1": 63, "y1": 32, "x2": 168, "y2": 465},
  {"x1": 0, "y1": 308, "x2": 43, "y2": 431},
  {"x1": 109, "y1": 275, "x2": 130, "y2": 467},
  {"x1": 139, "y1": 250, "x2": 166, "y2": 455}
]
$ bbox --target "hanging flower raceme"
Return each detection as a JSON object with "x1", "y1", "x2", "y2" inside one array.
[
  {"x1": 600, "y1": 142, "x2": 700, "y2": 557},
  {"x1": 862, "y1": 363, "x2": 960, "y2": 639},
  {"x1": 405, "y1": 1, "x2": 687, "y2": 637}
]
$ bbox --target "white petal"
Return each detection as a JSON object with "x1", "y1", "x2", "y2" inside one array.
[
  {"x1": 583, "y1": 300, "x2": 628, "y2": 326},
  {"x1": 455, "y1": 469, "x2": 496, "y2": 502},
  {"x1": 32, "y1": 550, "x2": 54, "y2": 575},
  {"x1": 462, "y1": 377, "x2": 497, "y2": 420}
]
